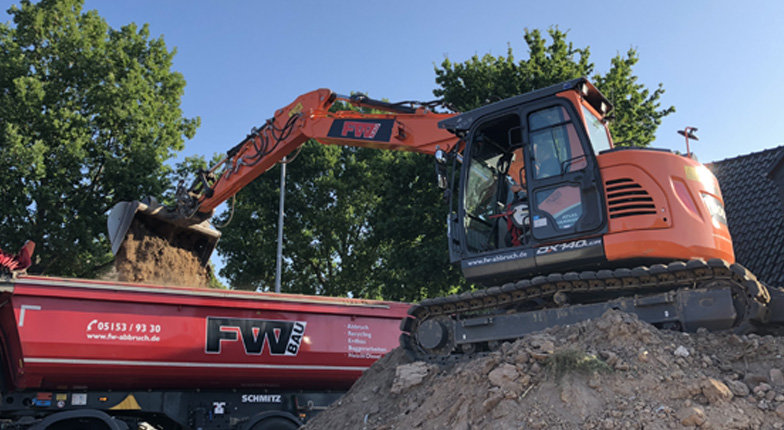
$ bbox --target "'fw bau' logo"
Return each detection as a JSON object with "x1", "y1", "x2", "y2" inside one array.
[
  {"x1": 327, "y1": 119, "x2": 393, "y2": 142},
  {"x1": 205, "y1": 317, "x2": 306, "y2": 356}
]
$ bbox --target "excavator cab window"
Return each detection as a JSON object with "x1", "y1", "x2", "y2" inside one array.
[
  {"x1": 530, "y1": 106, "x2": 587, "y2": 179},
  {"x1": 580, "y1": 104, "x2": 612, "y2": 153},
  {"x1": 528, "y1": 106, "x2": 587, "y2": 231},
  {"x1": 525, "y1": 101, "x2": 605, "y2": 241},
  {"x1": 463, "y1": 113, "x2": 526, "y2": 253}
]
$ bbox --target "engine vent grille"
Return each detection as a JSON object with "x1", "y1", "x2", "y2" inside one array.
[{"x1": 605, "y1": 178, "x2": 656, "y2": 219}]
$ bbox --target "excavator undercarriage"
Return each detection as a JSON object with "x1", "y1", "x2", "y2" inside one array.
[{"x1": 400, "y1": 258, "x2": 784, "y2": 362}]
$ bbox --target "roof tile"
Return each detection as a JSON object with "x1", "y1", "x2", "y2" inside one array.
[{"x1": 709, "y1": 146, "x2": 784, "y2": 286}]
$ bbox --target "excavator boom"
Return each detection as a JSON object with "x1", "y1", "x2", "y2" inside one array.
[{"x1": 107, "y1": 90, "x2": 459, "y2": 262}]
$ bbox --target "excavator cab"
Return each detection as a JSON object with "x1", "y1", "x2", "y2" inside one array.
[{"x1": 441, "y1": 78, "x2": 611, "y2": 285}]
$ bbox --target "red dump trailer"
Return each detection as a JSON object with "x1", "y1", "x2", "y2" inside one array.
[{"x1": 0, "y1": 275, "x2": 408, "y2": 429}]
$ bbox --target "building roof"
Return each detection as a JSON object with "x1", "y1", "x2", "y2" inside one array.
[{"x1": 708, "y1": 146, "x2": 784, "y2": 287}]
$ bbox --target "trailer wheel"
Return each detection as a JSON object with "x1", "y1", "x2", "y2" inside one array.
[
  {"x1": 249, "y1": 416, "x2": 299, "y2": 430},
  {"x1": 45, "y1": 418, "x2": 112, "y2": 430},
  {"x1": 29, "y1": 409, "x2": 129, "y2": 430}
]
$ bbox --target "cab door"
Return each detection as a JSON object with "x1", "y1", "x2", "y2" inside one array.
[{"x1": 524, "y1": 103, "x2": 605, "y2": 242}]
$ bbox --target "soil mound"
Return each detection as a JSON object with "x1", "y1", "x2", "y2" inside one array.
[
  {"x1": 306, "y1": 310, "x2": 784, "y2": 429},
  {"x1": 114, "y1": 218, "x2": 210, "y2": 287}
]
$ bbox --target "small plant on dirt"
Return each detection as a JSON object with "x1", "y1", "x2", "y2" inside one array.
[{"x1": 544, "y1": 349, "x2": 612, "y2": 380}]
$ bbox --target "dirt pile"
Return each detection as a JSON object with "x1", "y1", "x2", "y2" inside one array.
[
  {"x1": 114, "y1": 219, "x2": 210, "y2": 287},
  {"x1": 305, "y1": 310, "x2": 784, "y2": 429}
]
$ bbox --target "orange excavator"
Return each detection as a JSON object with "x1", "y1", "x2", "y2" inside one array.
[{"x1": 108, "y1": 78, "x2": 784, "y2": 360}]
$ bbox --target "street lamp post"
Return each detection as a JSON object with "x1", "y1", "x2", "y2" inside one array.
[{"x1": 274, "y1": 157, "x2": 286, "y2": 293}]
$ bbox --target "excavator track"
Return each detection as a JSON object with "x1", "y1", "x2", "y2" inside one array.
[{"x1": 400, "y1": 259, "x2": 775, "y2": 362}]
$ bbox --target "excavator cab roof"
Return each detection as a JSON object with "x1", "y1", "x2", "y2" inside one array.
[{"x1": 438, "y1": 77, "x2": 613, "y2": 134}]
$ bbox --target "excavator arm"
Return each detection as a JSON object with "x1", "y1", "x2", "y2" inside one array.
[
  {"x1": 190, "y1": 89, "x2": 458, "y2": 214},
  {"x1": 107, "y1": 90, "x2": 460, "y2": 264}
]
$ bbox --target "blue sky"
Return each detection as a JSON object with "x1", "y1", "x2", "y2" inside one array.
[
  {"x1": 3, "y1": 0, "x2": 784, "y2": 283},
  {"x1": 3, "y1": 0, "x2": 778, "y2": 165}
]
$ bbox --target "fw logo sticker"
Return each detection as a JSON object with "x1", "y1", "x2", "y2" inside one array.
[{"x1": 205, "y1": 317, "x2": 306, "y2": 356}]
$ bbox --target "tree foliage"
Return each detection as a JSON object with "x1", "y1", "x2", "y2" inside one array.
[
  {"x1": 434, "y1": 28, "x2": 593, "y2": 111},
  {"x1": 217, "y1": 143, "x2": 383, "y2": 296},
  {"x1": 0, "y1": 0, "x2": 198, "y2": 276},
  {"x1": 435, "y1": 28, "x2": 674, "y2": 146},
  {"x1": 592, "y1": 50, "x2": 674, "y2": 145}
]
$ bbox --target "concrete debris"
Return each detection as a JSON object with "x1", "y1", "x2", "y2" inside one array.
[
  {"x1": 389, "y1": 361, "x2": 432, "y2": 394},
  {"x1": 674, "y1": 345, "x2": 690, "y2": 357},
  {"x1": 304, "y1": 310, "x2": 784, "y2": 429}
]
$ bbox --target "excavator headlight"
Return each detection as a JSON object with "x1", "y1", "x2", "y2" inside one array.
[
  {"x1": 700, "y1": 193, "x2": 727, "y2": 228},
  {"x1": 685, "y1": 164, "x2": 722, "y2": 198}
]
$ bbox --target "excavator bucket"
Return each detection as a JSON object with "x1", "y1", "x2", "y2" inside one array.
[{"x1": 107, "y1": 200, "x2": 220, "y2": 266}]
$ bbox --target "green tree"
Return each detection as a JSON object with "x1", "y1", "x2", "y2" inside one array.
[
  {"x1": 592, "y1": 49, "x2": 674, "y2": 145},
  {"x1": 435, "y1": 27, "x2": 674, "y2": 146},
  {"x1": 364, "y1": 150, "x2": 466, "y2": 300},
  {"x1": 0, "y1": 0, "x2": 198, "y2": 276},
  {"x1": 216, "y1": 143, "x2": 381, "y2": 296},
  {"x1": 216, "y1": 143, "x2": 465, "y2": 300}
]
